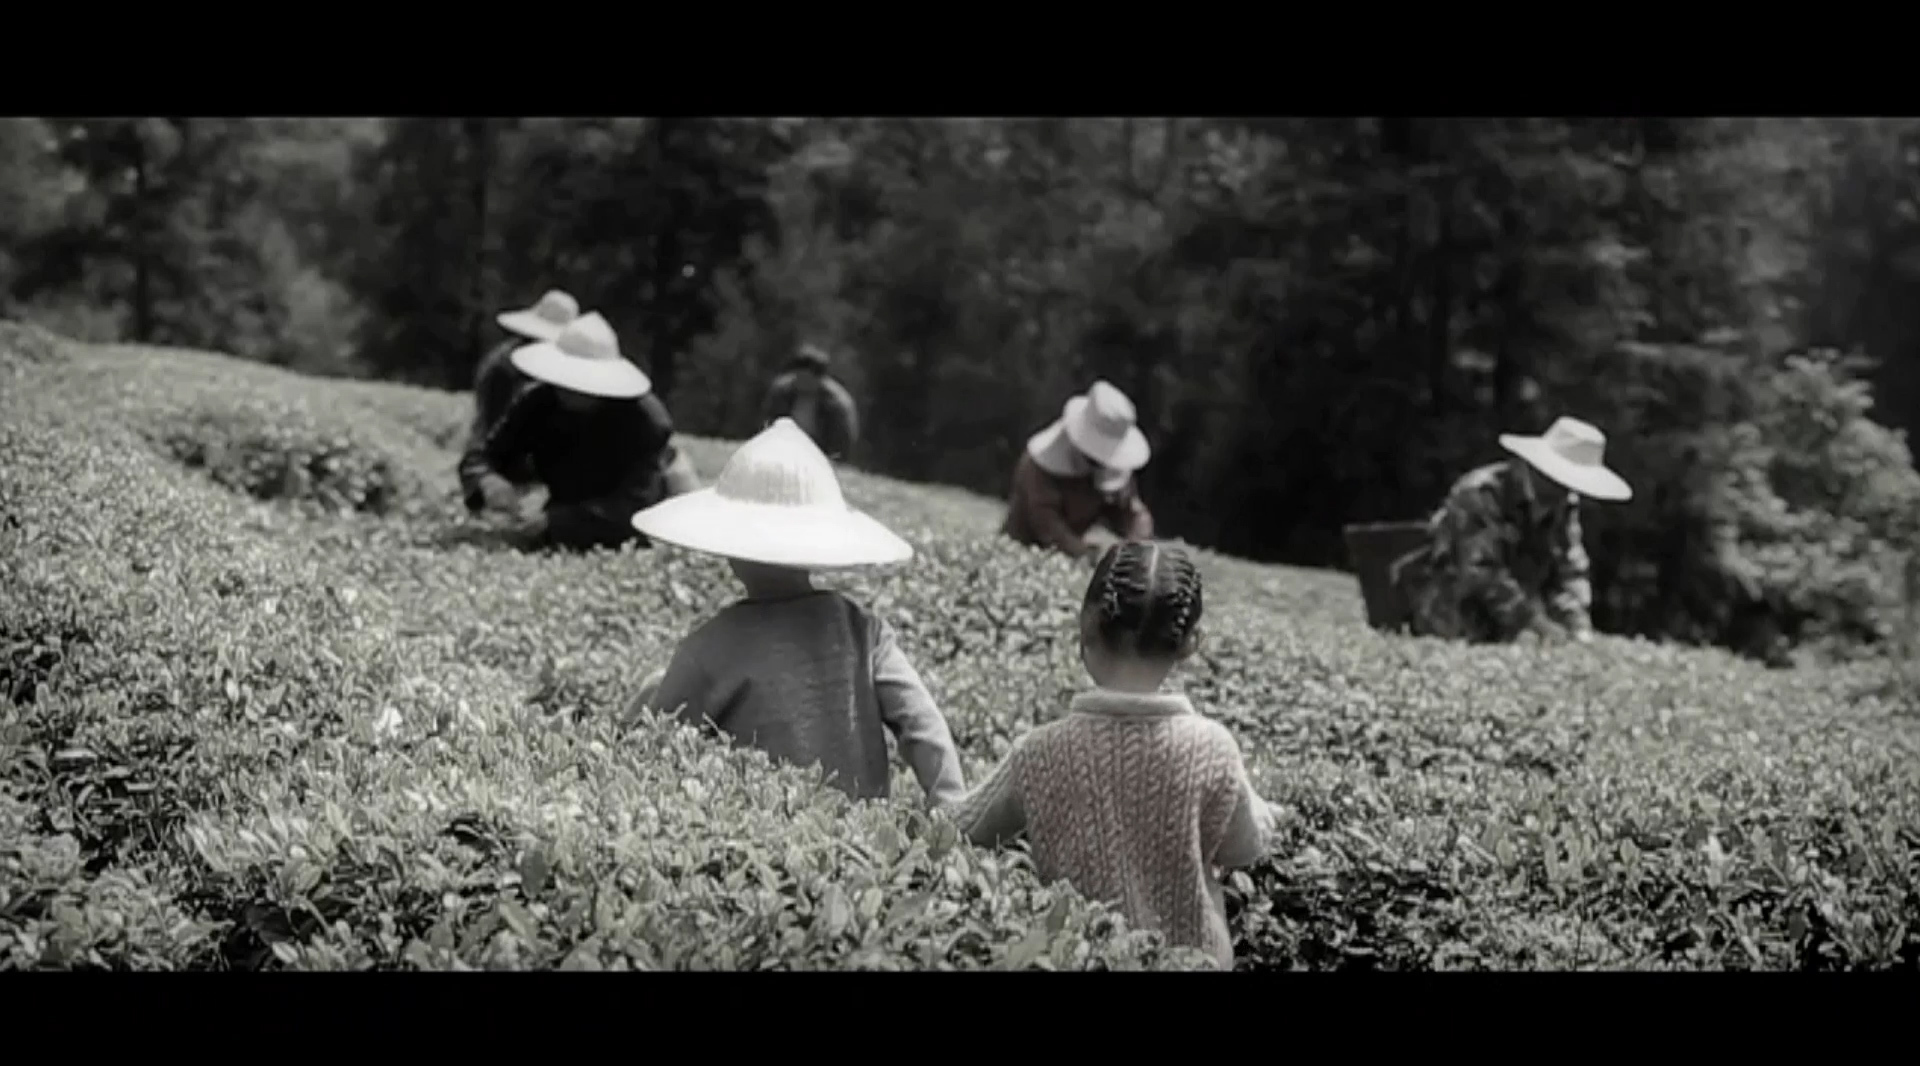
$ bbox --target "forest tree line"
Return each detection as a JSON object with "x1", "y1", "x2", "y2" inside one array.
[{"x1": 3, "y1": 116, "x2": 1919, "y2": 661}]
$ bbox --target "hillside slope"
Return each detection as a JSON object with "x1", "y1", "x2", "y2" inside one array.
[{"x1": 3, "y1": 325, "x2": 1918, "y2": 970}]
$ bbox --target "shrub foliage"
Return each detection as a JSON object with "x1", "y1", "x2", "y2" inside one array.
[{"x1": 3, "y1": 331, "x2": 1917, "y2": 970}]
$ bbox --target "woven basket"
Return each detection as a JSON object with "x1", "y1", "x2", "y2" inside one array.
[{"x1": 1344, "y1": 521, "x2": 1431, "y2": 632}]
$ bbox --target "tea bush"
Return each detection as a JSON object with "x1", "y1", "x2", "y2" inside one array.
[
  {"x1": 0, "y1": 320, "x2": 67, "y2": 369},
  {"x1": 3, "y1": 327, "x2": 1917, "y2": 970},
  {"x1": 1569, "y1": 342, "x2": 1920, "y2": 663}
]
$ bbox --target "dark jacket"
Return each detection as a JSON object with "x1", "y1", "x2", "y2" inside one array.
[
  {"x1": 458, "y1": 338, "x2": 533, "y2": 503},
  {"x1": 1001, "y1": 451, "x2": 1155, "y2": 557},
  {"x1": 458, "y1": 381, "x2": 682, "y2": 552},
  {"x1": 466, "y1": 338, "x2": 529, "y2": 454},
  {"x1": 762, "y1": 370, "x2": 859, "y2": 460}
]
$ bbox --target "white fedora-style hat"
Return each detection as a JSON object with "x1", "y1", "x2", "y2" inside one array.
[
  {"x1": 496, "y1": 289, "x2": 580, "y2": 342},
  {"x1": 631, "y1": 418, "x2": 912, "y2": 570},
  {"x1": 1029, "y1": 380, "x2": 1152, "y2": 474},
  {"x1": 509, "y1": 312, "x2": 651, "y2": 400},
  {"x1": 1499, "y1": 416, "x2": 1632, "y2": 502}
]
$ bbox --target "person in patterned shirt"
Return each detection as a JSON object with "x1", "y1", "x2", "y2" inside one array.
[{"x1": 1392, "y1": 416, "x2": 1632, "y2": 643}]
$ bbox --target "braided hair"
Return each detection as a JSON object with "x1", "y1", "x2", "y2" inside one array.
[{"x1": 1082, "y1": 541, "x2": 1204, "y2": 658}]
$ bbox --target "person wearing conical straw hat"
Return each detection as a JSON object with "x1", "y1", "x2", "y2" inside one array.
[
  {"x1": 761, "y1": 342, "x2": 859, "y2": 461},
  {"x1": 460, "y1": 311, "x2": 701, "y2": 552},
  {"x1": 460, "y1": 290, "x2": 581, "y2": 515},
  {"x1": 1391, "y1": 416, "x2": 1632, "y2": 644},
  {"x1": 1003, "y1": 381, "x2": 1157, "y2": 561},
  {"x1": 623, "y1": 418, "x2": 966, "y2": 808}
]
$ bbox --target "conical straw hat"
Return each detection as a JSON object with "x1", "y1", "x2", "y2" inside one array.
[
  {"x1": 631, "y1": 418, "x2": 912, "y2": 569},
  {"x1": 509, "y1": 312, "x2": 651, "y2": 399}
]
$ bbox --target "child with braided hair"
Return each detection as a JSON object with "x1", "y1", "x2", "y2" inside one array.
[{"x1": 940, "y1": 541, "x2": 1276, "y2": 968}]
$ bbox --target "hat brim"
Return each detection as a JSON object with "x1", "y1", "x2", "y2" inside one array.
[
  {"x1": 1061, "y1": 397, "x2": 1151, "y2": 471},
  {"x1": 510, "y1": 343, "x2": 651, "y2": 399},
  {"x1": 496, "y1": 310, "x2": 569, "y2": 342},
  {"x1": 631, "y1": 489, "x2": 914, "y2": 570},
  {"x1": 1026, "y1": 422, "x2": 1082, "y2": 476},
  {"x1": 1499, "y1": 435, "x2": 1633, "y2": 502}
]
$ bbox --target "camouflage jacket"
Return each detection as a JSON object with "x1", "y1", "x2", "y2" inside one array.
[{"x1": 1398, "y1": 458, "x2": 1593, "y2": 641}]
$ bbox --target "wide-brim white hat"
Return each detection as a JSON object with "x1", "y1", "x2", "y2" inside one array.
[
  {"x1": 1499, "y1": 416, "x2": 1632, "y2": 502},
  {"x1": 509, "y1": 312, "x2": 651, "y2": 399},
  {"x1": 1051, "y1": 380, "x2": 1151, "y2": 472},
  {"x1": 1026, "y1": 424, "x2": 1133, "y2": 493},
  {"x1": 496, "y1": 289, "x2": 580, "y2": 342},
  {"x1": 632, "y1": 418, "x2": 912, "y2": 570}
]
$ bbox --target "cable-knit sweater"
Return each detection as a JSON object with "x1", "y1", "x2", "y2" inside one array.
[{"x1": 942, "y1": 689, "x2": 1275, "y2": 969}]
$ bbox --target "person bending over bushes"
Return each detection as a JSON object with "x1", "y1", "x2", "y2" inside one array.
[
  {"x1": 458, "y1": 312, "x2": 700, "y2": 552},
  {"x1": 623, "y1": 418, "x2": 967, "y2": 808},
  {"x1": 761, "y1": 342, "x2": 859, "y2": 462},
  {"x1": 466, "y1": 290, "x2": 579, "y2": 461},
  {"x1": 1002, "y1": 381, "x2": 1156, "y2": 562},
  {"x1": 1391, "y1": 415, "x2": 1632, "y2": 644},
  {"x1": 940, "y1": 541, "x2": 1277, "y2": 970}
]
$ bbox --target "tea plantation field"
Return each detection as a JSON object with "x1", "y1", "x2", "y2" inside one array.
[{"x1": 3, "y1": 320, "x2": 1918, "y2": 970}]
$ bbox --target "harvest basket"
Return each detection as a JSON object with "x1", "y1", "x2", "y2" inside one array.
[{"x1": 1344, "y1": 521, "x2": 1431, "y2": 632}]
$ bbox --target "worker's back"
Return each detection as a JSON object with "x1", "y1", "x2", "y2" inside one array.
[{"x1": 765, "y1": 369, "x2": 858, "y2": 461}]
